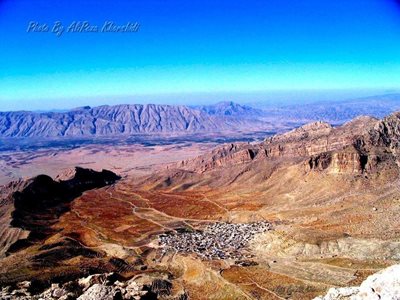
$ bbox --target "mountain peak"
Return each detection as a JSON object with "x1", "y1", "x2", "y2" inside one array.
[
  {"x1": 267, "y1": 121, "x2": 333, "y2": 144},
  {"x1": 300, "y1": 121, "x2": 332, "y2": 131},
  {"x1": 193, "y1": 101, "x2": 263, "y2": 117}
]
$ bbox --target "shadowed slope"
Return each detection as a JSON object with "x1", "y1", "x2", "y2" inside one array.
[{"x1": 0, "y1": 167, "x2": 120, "y2": 255}]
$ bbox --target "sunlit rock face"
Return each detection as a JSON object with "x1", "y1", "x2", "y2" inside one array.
[
  {"x1": 314, "y1": 264, "x2": 400, "y2": 300},
  {"x1": 178, "y1": 113, "x2": 395, "y2": 176}
]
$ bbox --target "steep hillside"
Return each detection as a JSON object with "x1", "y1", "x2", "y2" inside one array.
[
  {"x1": 0, "y1": 167, "x2": 120, "y2": 257},
  {"x1": 170, "y1": 115, "x2": 379, "y2": 175}
]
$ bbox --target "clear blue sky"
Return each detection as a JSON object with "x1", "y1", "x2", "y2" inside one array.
[{"x1": 1, "y1": 0, "x2": 400, "y2": 110}]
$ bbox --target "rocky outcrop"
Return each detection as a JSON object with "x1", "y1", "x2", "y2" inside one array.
[
  {"x1": 314, "y1": 264, "x2": 400, "y2": 300},
  {"x1": 0, "y1": 272, "x2": 177, "y2": 300},
  {"x1": 175, "y1": 143, "x2": 258, "y2": 173},
  {"x1": 329, "y1": 149, "x2": 368, "y2": 174},
  {"x1": 0, "y1": 280, "x2": 79, "y2": 300},
  {"x1": 262, "y1": 119, "x2": 376, "y2": 158},
  {"x1": 267, "y1": 121, "x2": 333, "y2": 144},
  {"x1": 307, "y1": 146, "x2": 369, "y2": 174},
  {"x1": 307, "y1": 152, "x2": 333, "y2": 172},
  {"x1": 77, "y1": 284, "x2": 119, "y2": 300},
  {"x1": 174, "y1": 112, "x2": 400, "y2": 177},
  {"x1": 367, "y1": 111, "x2": 400, "y2": 148}
]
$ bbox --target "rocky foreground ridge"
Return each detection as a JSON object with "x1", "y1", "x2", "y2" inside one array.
[
  {"x1": 0, "y1": 272, "x2": 184, "y2": 300},
  {"x1": 314, "y1": 264, "x2": 400, "y2": 300},
  {"x1": 4, "y1": 263, "x2": 399, "y2": 300}
]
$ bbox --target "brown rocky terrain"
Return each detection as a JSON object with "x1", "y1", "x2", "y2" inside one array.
[
  {"x1": 130, "y1": 111, "x2": 400, "y2": 298},
  {"x1": 1, "y1": 112, "x2": 400, "y2": 299}
]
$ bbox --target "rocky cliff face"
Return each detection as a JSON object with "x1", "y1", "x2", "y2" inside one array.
[
  {"x1": 365, "y1": 112, "x2": 400, "y2": 160},
  {"x1": 171, "y1": 112, "x2": 400, "y2": 180},
  {"x1": 307, "y1": 146, "x2": 370, "y2": 174},
  {"x1": 263, "y1": 117, "x2": 378, "y2": 159},
  {"x1": 175, "y1": 143, "x2": 258, "y2": 173}
]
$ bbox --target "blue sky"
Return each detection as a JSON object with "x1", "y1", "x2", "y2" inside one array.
[{"x1": 1, "y1": 0, "x2": 400, "y2": 110}]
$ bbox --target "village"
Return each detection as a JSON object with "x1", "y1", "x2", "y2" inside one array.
[{"x1": 158, "y1": 221, "x2": 272, "y2": 260}]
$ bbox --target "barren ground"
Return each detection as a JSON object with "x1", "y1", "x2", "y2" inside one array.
[{"x1": 0, "y1": 142, "x2": 217, "y2": 185}]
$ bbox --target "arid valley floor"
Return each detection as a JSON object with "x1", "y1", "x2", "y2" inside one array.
[{"x1": 0, "y1": 141, "x2": 219, "y2": 185}]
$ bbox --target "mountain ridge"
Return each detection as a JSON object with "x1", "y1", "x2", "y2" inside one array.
[
  {"x1": 3, "y1": 94, "x2": 400, "y2": 140},
  {"x1": 192, "y1": 101, "x2": 263, "y2": 117},
  {"x1": 147, "y1": 111, "x2": 400, "y2": 195},
  {"x1": 0, "y1": 103, "x2": 269, "y2": 138}
]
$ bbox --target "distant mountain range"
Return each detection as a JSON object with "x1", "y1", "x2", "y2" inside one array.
[
  {"x1": 0, "y1": 102, "x2": 266, "y2": 138},
  {"x1": 1, "y1": 94, "x2": 400, "y2": 139},
  {"x1": 260, "y1": 93, "x2": 400, "y2": 124},
  {"x1": 192, "y1": 101, "x2": 263, "y2": 117}
]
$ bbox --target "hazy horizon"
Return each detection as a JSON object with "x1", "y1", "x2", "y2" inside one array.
[
  {"x1": 2, "y1": 88, "x2": 400, "y2": 112},
  {"x1": 1, "y1": 0, "x2": 400, "y2": 111}
]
